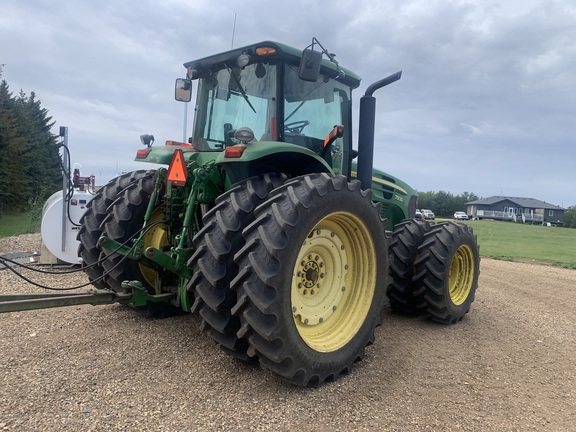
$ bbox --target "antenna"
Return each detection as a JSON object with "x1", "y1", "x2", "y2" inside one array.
[{"x1": 231, "y1": 13, "x2": 237, "y2": 49}]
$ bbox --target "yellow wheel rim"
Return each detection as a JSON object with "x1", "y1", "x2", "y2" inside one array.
[
  {"x1": 448, "y1": 244, "x2": 475, "y2": 305},
  {"x1": 139, "y1": 207, "x2": 167, "y2": 288},
  {"x1": 291, "y1": 212, "x2": 376, "y2": 352}
]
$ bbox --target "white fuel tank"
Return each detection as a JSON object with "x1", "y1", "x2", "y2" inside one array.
[{"x1": 41, "y1": 190, "x2": 94, "y2": 264}]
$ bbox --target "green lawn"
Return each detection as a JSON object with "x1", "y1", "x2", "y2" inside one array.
[
  {"x1": 447, "y1": 219, "x2": 576, "y2": 269},
  {"x1": 1, "y1": 211, "x2": 575, "y2": 269},
  {"x1": 0, "y1": 212, "x2": 39, "y2": 237}
]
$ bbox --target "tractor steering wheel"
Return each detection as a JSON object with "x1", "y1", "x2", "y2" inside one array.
[{"x1": 284, "y1": 120, "x2": 310, "y2": 135}]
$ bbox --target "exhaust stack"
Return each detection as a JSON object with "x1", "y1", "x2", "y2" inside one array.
[{"x1": 357, "y1": 71, "x2": 402, "y2": 190}]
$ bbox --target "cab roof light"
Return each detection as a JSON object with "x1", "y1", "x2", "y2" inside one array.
[
  {"x1": 256, "y1": 46, "x2": 277, "y2": 56},
  {"x1": 187, "y1": 65, "x2": 201, "y2": 80},
  {"x1": 237, "y1": 53, "x2": 251, "y2": 68}
]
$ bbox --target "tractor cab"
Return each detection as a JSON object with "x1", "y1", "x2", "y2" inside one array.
[{"x1": 175, "y1": 41, "x2": 361, "y2": 178}]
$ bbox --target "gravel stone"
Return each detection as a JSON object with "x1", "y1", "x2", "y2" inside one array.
[{"x1": 1, "y1": 233, "x2": 575, "y2": 431}]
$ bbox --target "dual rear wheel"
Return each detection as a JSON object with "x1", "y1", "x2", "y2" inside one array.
[
  {"x1": 193, "y1": 173, "x2": 389, "y2": 386},
  {"x1": 388, "y1": 219, "x2": 480, "y2": 324}
]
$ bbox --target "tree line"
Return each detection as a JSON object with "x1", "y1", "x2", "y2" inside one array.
[
  {"x1": 418, "y1": 189, "x2": 576, "y2": 229},
  {"x1": 563, "y1": 206, "x2": 576, "y2": 229},
  {"x1": 0, "y1": 77, "x2": 62, "y2": 214},
  {"x1": 416, "y1": 190, "x2": 479, "y2": 218}
]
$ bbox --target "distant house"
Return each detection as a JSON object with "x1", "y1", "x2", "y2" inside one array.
[{"x1": 466, "y1": 196, "x2": 565, "y2": 226}]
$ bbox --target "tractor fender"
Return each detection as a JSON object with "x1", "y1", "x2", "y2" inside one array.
[
  {"x1": 134, "y1": 144, "x2": 219, "y2": 167},
  {"x1": 216, "y1": 141, "x2": 334, "y2": 185}
]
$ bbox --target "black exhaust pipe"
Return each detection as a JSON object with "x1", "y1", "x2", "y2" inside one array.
[{"x1": 357, "y1": 71, "x2": 402, "y2": 190}]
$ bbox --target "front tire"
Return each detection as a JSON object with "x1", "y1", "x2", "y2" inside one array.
[
  {"x1": 232, "y1": 174, "x2": 388, "y2": 387},
  {"x1": 414, "y1": 221, "x2": 480, "y2": 324}
]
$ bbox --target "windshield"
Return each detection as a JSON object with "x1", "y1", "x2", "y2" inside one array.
[
  {"x1": 283, "y1": 65, "x2": 351, "y2": 172},
  {"x1": 189, "y1": 60, "x2": 352, "y2": 173},
  {"x1": 192, "y1": 63, "x2": 277, "y2": 150}
]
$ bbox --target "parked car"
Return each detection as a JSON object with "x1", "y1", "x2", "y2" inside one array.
[
  {"x1": 421, "y1": 209, "x2": 435, "y2": 220},
  {"x1": 415, "y1": 209, "x2": 423, "y2": 219},
  {"x1": 454, "y1": 211, "x2": 469, "y2": 220}
]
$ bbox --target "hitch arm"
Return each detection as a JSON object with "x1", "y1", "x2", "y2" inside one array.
[{"x1": 0, "y1": 291, "x2": 122, "y2": 313}]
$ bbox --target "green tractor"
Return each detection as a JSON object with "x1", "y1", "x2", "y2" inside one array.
[{"x1": 74, "y1": 39, "x2": 480, "y2": 387}]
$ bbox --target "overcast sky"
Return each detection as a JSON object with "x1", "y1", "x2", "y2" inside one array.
[{"x1": 1, "y1": 0, "x2": 574, "y2": 207}]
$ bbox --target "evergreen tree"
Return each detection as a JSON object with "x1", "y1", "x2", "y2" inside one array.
[
  {"x1": 15, "y1": 90, "x2": 61, "y2": 201},
  {"x1": 0, "y1": 80, "x2": 28, "y2": 210},
  {"x1": 0, "y1": 79, "x2": 61, "y2": 213}
]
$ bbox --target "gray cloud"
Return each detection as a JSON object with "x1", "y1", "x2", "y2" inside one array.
[{"x1": 1, "y1": 0, "x2": 574, "y2": 206}]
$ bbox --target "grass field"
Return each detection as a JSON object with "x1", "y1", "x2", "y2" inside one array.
[
  {"x1": 1, "y1": 211, "x2": 575, "y2": 268},
  {"x1": 443, "y1": 218, "x2": 576, "y2": 269},
  {"x1": 0, "y1": 212, "x2": 39, "y2": 237}
]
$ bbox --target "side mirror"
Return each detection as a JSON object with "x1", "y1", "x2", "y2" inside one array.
[
  {"x1": 175, "y1": 78, "x2": 192, "y2": 102},
  {"x1": 298, "y1": 49, "x2": 322, "y2": 82}
]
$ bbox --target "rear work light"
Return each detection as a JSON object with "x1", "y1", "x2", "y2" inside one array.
[
  {"x1": 165, "y1": 140, "x2": 195, "y2": 148},
  {"x1": 224, "y1": 146, "x2": 247, "y2": 158},
  {"x1": 136, "y1": 149, "x2": 152, "y2": 159}
]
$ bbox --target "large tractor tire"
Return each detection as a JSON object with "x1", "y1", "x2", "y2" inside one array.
[
  {"x1": 413, "y1": 221, "x2": 480, "y2": 324},
  {"x1": 387, "y1": 219, "x2": 431, "y2": 315},
  {"x1": 100, "y1": 170, "x2": 163, "y2": 293},
  {"x1": 231, "y1": 173, "x2": 388, "y2": 387},
  {"x1": 77, "y1": 170, "x2": 153, "y2": 289},
  {"x1": 188, "y1": 173, "x2": 287, "y2": 362}
]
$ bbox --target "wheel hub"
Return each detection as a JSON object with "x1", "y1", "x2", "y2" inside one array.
[
  {"x1": 139, "y1": 207, "x2": 167, "y2": 288},
  {"x1": 299, "y1": 256, "x2": 322, "y2": 291},
  {"x1": 449, "y1": 244, "x2": 474, "y2": 305},
  {"x1": 292, "y1": 228, "x2": 347, "y2": 326}
]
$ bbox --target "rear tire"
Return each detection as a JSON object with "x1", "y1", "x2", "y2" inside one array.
[
  {"x1": 414, "y1": 221, "x2": 480, "y2": 324},
  {"x1": 232, "y1": 174, "x2": 388, "y2": 387},
  {"x1": 387, "y1": 219, "x2": 431, "y2": 315},
  {"x1": 188, "y1": 173, "x2": 287, "y2": 361},
  {"x1": 77, "y1": 170, "x2": 153, "y2": 289},
  {"x1": 100, "y1": 171, "x2": 161, "y2": 293}
]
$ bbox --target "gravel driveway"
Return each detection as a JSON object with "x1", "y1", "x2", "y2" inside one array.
[{"x1": 0, "y1": 234, "x2": 574, "y2": 431}]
